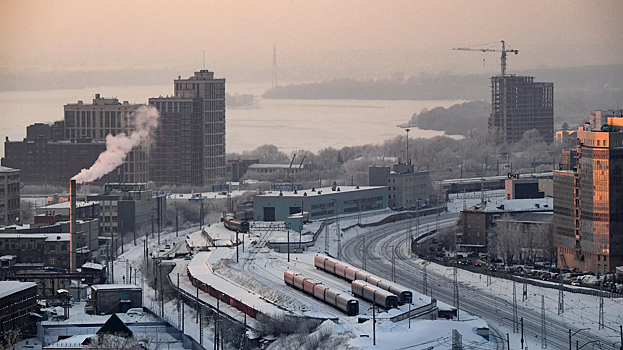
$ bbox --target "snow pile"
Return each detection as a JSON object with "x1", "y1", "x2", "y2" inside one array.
[{"x1": 212, "y1": 261, "x2": 307, "y2": 312}]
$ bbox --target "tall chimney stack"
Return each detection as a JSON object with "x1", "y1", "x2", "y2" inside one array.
[{"x1": 70, "y1": 179, "x2": 77, "y2": 272}]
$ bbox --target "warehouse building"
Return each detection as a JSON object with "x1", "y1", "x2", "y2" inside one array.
[
  {"x1": 254, "y1": 184, "x2": 387, "y2": 222},
  {"x1": 369, "y1": 163, "x2": 430, "y2": 209}
]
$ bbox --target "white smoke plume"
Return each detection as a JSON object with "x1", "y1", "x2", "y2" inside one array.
[{"x1": 72, "y1": 105, "x2": 159, "y2": 184}]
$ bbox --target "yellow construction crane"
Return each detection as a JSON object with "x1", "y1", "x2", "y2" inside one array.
[{"x1": 453, "y1": 40, "x2": 518, "y2": 77}]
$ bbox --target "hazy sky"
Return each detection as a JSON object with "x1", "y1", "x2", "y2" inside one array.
[{"x1": 2, "y1": 0, "x2": 622, "y2": 80}]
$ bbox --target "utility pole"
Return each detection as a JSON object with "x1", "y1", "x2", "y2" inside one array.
[
  {"x1": 324, "y1": 224, "x2": 329, "y2": 254},
  {"x1": 391, "y1": 246, "x2": 396, "y2": 283},
  {"x1": 523, "y1": 277, "x2": 528, "y2": 301},
  {"x1": 541, "y1": 295, "x2": 547, "y2": 349},
  {"x1": 287, "y1": 229, "x2": 290, "y2": 262},
  {"x1": 159, "y1": 263, "x2": 163, "y2": 317},
  {"x1": 513, "y1": 281, "x2": 518, "y2": 333},
  {"x1": 336, "y1": 201, "x2": 342, "y2": 260},
  {"x1": 196, "y1": 286, "x2": 199, "y2": 324},
  {"x1": 521, "y1": 317, "x2": 524, "y2": 349},
  {"x1": 199, "y1": 305, "x2": 203, "y2": 346},
  {"x1": 177, "y1": 273, "x2": 181, "y2": 329},
  {"x1": 423, "y1": 263, "x2": 428, "y2": 295},
  {"x1": 558, "y1": 274, "x2": 565, "y2": 314},
  {"x1": 175, "y1": 207, "x2": 179, "y2": 238},
  {"x1": 362, "y1": 235, "x2": 367, "y2": 271},
  {"x1": 372, "y1": 305, "x2": 376, "y2": 346},
  {"x1": 599, "y1": 283, "x2": 604, "y2": 330},
  {"x1": 236, "y1": 230, "x2": 239, "y2": 262},
  {"x1": 453, "y1": 266, "x2": 459, "y2": 320},
  {"x1": 408, "y1": 302, "x2": 411, "y2": 329}
]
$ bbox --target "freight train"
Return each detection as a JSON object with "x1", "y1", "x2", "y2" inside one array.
[
  {"x1": 351, "y1": 280, "x2": 398, "y2": 309},
  {"x1": 314, "y1": 254, "x2": 412, "y2": 304},
  {"x1": 188, "y1": 268, "x2": 259, "y2": 319},
  {"x1": 283, "y1": 271, "x2": 359, "y2": 316},
  {"x1": 223, "y1": 216, "x2": 250, "y2": 233}
]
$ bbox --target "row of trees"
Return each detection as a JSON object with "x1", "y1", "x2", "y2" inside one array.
[
  {"x1": 227, "y1": 127, "x2": 564, "y2": 188},
  {"x1": 489, "y1": 215, "x2": 556, "y2": 266}
]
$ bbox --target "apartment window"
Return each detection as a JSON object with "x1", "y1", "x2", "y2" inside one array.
[
  {"x1": 61, "y1": 245, "x2": 67, "y2": 251},
  {"x1": 50, "y1": 244, "x2": 55, "y2": 252},
  {"x1": 50, "y1": 258, "x2": 55, "y2": 265}
]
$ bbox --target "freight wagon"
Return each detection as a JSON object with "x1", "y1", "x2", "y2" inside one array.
[
  {"x1": 188, "y1": 267, "x2": 259, "y2": 319},
  {"x1": 314, "y1": 254, "x2": 412, "y2": 304},
  {"x1": 284, "y1": 271, "x2": 359, "y2": 316},
  {"x1": 351, "y1": 280, "x2": 398, "y2": 309}
]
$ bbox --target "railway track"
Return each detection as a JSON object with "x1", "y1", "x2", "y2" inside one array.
[{"x1": 341, "y1": 214, "x2": 617, "y2": 349}]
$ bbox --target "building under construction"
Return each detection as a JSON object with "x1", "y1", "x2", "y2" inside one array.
[{"x1": 489, "y1": 75, "x2": 554, "y2": 144}]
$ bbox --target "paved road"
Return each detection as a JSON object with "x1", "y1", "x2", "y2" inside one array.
[{"x1": 340, "y1": 212, "x2": 616, "y2": 350}]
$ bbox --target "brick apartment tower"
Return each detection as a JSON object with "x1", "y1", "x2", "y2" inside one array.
[
  {"x1": 554, "y1": 117, "x2": 623, "y2": 275},
  {"x1": 489, "y1": 75, "x2": 554, "y2": 143},
  {"x1": 149, "y1": 70, "x2": 226, "y2": 187}
]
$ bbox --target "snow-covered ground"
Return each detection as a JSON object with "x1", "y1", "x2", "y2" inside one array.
[{"x1": 100, "y1": 197, "x2": 507, "y2": 350}]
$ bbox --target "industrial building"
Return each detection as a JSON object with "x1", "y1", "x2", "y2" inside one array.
[
  {"x1": 63, "y1": 94, "x2": 148, "y2": 183},
  {"x1": 87, "y1": 183, "x2": 166, "y2": 237},
  {"x1": 460, "y1": 198, "x2": 553, "y2": 251},
  {"x1": 245, "y1": 162, "x2": 315, "y2": 179},
  {"x1": 36, "y1": 201, "x2": 101, "y2": 222},
  {"x1": 0, "y1": 166, "x2": 20, "y2": 226},
  {"x1": 149, "y1": 70, "x2": 226, "y2": 187},
  {"x1": 0, "y1": 214, "x2": 100, "y2": 268},
  {"x1": 254, "y1": 185, "x2": 387, "y2": 222},
  {"x1": 227, "y1": 159, "x2": 259, "y2": 182},
  {"x1": 489, "y1": 75, "x2": 554, "y2": 144},
  {"x1": 2, "y1": 123, "x2": 118, "y2": 185},
  {"x1": 369, "y1": 164, "x2": 430, "y2": 209},
  {"x1": 88, "y1": 284, "x2": 142, "y2": 314},
  {"x1": 554, "y1": 117, "x2": 623, "y2": 275},
  {"x1": 0, "y1": 281, "x2": 38, "y2": 342}
]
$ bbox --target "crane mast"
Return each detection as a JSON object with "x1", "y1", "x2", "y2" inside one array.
[{"x1": 453, "y1": 40, "x2": 518, "y2": 76}]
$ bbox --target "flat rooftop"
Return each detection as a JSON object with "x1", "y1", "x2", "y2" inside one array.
[
  {"x1": 0, "y1": 233, "x2": 71, "y2": 241},
  {"x1": 0, "y1": 281, "x2": 37, "y2": 299},
  {"x1": 257, "y1": 185, "x2": 386, "y2": 198},
  {"x1": 42, "y1": 201, "x2": 99, "y2": 209},
  {"x1": 465, "y1": 198, "x2": 553, "y2": 213},
  {"x1": 91, "y1": 284, "x2": 141, "y2": 291}
]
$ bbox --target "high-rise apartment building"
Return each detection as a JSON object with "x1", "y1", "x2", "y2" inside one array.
[
  {"x1": 63, "y1": 94, "x2": 149, "y2": 183},
  {"x1": 149, "y1": 70, "x2": 226, "y2": 187},
  {"x1": 554, "y1": 117, "x2": 623, "y2": 275},
  {"x1": 489, "y1": 75, "x2": 554, "y2": 143}
]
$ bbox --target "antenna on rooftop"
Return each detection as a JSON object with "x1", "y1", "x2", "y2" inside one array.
[{"x1": 202, "y1": 51, "x2": 206, "y2": 69}]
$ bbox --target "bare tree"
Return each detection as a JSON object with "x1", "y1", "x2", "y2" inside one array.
[
  {"x1": 1, "y1": 328, "x2": 22, "y2": 350},
  {"x1": 492, "y1": 216, "x2": 522, "y2": 265}
]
